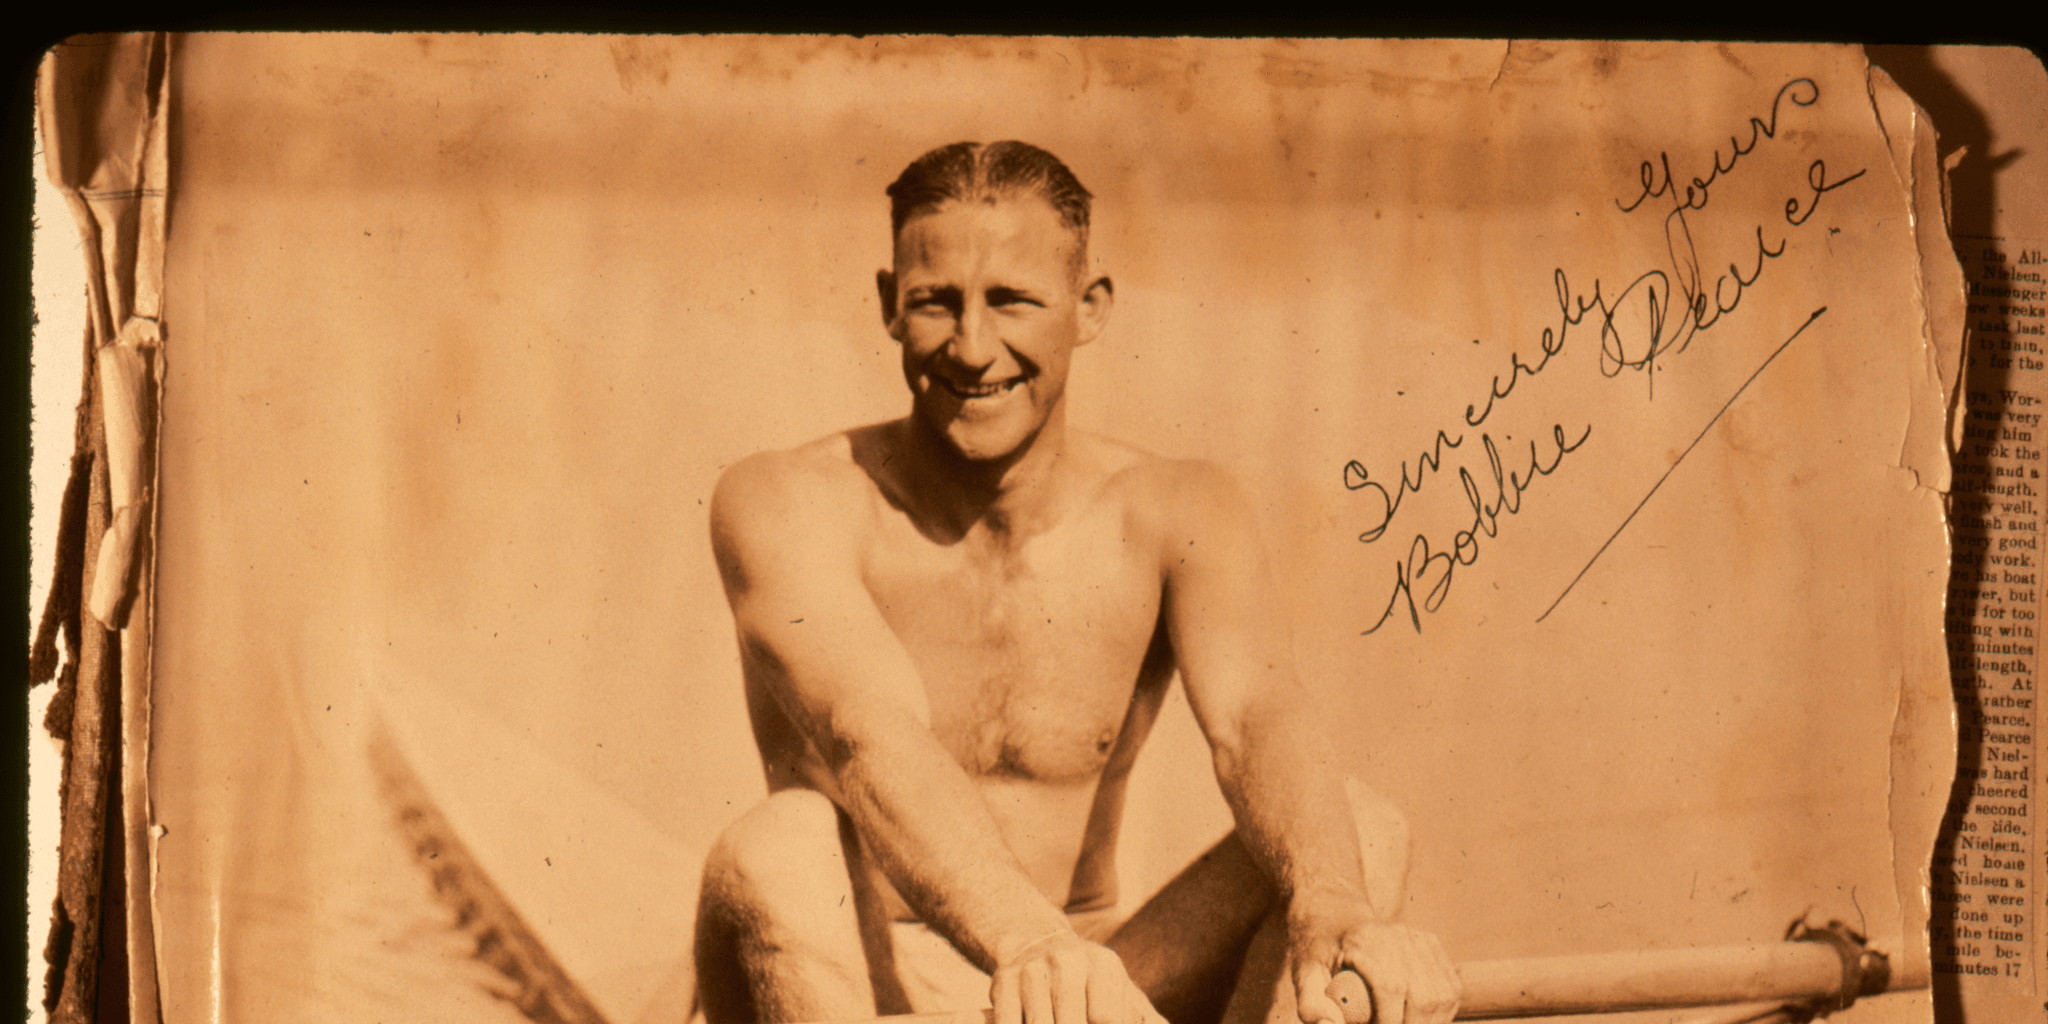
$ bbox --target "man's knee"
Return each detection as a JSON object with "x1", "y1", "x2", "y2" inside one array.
[
  {"x1": 702, "y1": 788, "x2": 853, "y2": 919},
  {"x1": 698, "y1": 790, "x2": 876, "y2": 1024}
]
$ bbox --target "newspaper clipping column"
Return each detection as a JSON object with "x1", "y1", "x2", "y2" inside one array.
[
  {"x1": 1894, "y1": 43, "x2": 2048, "y2": 1024},
  {"x1": 1943, "y1": 234, "x2": 2048, "y2": 995}
]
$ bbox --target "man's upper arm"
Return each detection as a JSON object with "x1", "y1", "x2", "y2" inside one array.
[
  {"x1": 1157, "y1": 461, "x2": 1307, "y2": 754},
  {"x1": 710, "y1": 452, "x2": 932, "y2": 760}
]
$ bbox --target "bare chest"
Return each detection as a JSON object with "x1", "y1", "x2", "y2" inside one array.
[{"x1": 861, "y1": 513, "x2": 1167, "y2": 783}]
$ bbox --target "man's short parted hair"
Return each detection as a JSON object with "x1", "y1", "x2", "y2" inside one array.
[{"x1": 886, "y1": 141, "x2": 1094, "y2": 243}]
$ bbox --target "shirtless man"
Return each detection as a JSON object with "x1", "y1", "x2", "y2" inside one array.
[{"x1": 697, "y1": 141, "x2": 1460, "y2": 1024}]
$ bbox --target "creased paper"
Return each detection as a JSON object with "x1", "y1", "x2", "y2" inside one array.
[
  {"x1": 31, "y1": 30, "x2": 171, "y2": 1024},
  {"x1": 114, "y1": 36, "x2": 1958, "y2": 1024}
]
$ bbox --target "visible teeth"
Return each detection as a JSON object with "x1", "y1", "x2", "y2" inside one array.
[{"x1": 944, "y1": 379, "x2": 1020, "y2": 398}]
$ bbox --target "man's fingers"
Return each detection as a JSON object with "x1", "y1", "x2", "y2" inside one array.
[
  {"x1": 1363, "y1": 979, "x2": 1406, "y2": 1024},
  {"x1": 1297, "y1": 984, "x2": 1346, "y2": 1024},
  {"x1": 1048, "y1": 948, "x2": 1088, "y2": 1024},
  {"x1": 1289, "y1": 915, "x2": 1460, "y2": 1024},
  {"x1": 1405, "y1": 932, "x2": 1459, "y2": 1024},
  {"x1": 1336, "y1": 937, "x2": 1407, "y2": 1024},
  {"x1": 1323, "y1": 970, "x2": 1374, "y2": 1024},
  {"x1": 1020, "y1": 959, "x2": 1055, "y2": 1024},
  {"x1": 1080, "y1": 962, "x2": 1119, "y2": 1024},
  {"x1": 1366, "y1": 931, "x2": 1461, "y2": 1024},
  {"x1": 1291, "y1": 956, "x2": 1342, "y2": 1024},
  {"x1": 995, "y1": 935, "x2": 1155, "y2": 1024},
  {"x1": 1081, "y1": 953, "x2": 1144, "y2": 1024},
  {"x1": 1348, "y1": 948, "x2": 1408, "y2": 1024},
  {"x1": 1425, "y1": 937, "x2": 1458, "y2": 1024},
  {"x1": 992, "y1": 964, "x2": 1024, "y2": 1024}
]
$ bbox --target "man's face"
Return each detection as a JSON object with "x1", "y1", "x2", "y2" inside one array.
[{"x1": 880, "y1": 195, "x2": 1111, "y2": 464}]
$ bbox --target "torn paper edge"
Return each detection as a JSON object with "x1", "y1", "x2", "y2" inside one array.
[
  {"x1": 133, "y1": 38, "x2": 172, "y2": 1024},
  {"x1": 31, "y1": 31, "x2": 172, "y2": 1023},
  {"x1": 1866, "y1": 64, "x2": 1965, "y2": 494},
  {"x1": 1864, "y1": 56, "x2": 1968, "y2": 994}
]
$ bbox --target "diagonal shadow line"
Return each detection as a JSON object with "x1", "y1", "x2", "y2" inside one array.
[{"x1": 1537, "y1": 306, "x2": 1829, "y2": 623}]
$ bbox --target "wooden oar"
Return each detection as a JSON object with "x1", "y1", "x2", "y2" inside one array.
[
  {"x1": 796, "y1": 931, "x2": 1918, "y2": 1024},
  {"x1": 1418, "y1": 933, "x2": 1909, "y2": 1020}
]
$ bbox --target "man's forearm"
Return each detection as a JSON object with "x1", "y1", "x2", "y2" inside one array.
[
  {"x1": 824, "y1": 714, "x2": 1075, "y2": 968},
  {"x1": 1208, "y1": 694, "x2": 1407, "y2": 920}
]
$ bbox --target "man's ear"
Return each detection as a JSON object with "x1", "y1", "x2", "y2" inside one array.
[
  {"x1": 1076, "y1": 275, "x2": 1114, "y2": 346},
  {"x1": 876, "y1": 269, "x2": 899, "y2": 328}
]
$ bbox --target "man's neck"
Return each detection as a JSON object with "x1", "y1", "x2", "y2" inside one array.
[{"x1": 895, "y1": 410, "x2": 1074, "y2": 545}]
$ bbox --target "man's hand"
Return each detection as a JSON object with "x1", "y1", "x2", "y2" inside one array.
[
  {"x1": 990, "y1": 931, "x2": 1169, "y2": 1024},
  {"x1": 1286, "y1": 894, "x2": 1459, "y2": 1024}
]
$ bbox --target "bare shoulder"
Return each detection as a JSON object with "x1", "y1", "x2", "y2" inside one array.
[
  {"x1": 711, "y1": 433, "x2": 874, "y2": 533},
  {"x1": 708, "y1": 432, "x2": 876, "y2": 590},
  {"x1": 1078, "y1": 432, "x2": 1260, "y2": 545}
]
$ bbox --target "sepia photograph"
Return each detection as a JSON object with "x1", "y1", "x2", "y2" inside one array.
[{"x1": 30, "y1": 35, "x2": 1969, "y2": 1024}]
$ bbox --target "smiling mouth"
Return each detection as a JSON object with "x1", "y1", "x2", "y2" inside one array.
[{"x1": 935, "y1": 376, "x2": 1025, "y2": 399}]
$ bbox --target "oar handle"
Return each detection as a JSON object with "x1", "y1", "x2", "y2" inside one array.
[
  {"x1": 1328, "y1": 969, "x2": 1375, "y2": 1024},
  {"x1": 799, "y1": 929, "x2": 1920, "y2": 1024}
]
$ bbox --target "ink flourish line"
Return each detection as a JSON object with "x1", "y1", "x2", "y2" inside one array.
[{"x1": 1535, "y1": 306, "x2": 1828, "y2": 623}]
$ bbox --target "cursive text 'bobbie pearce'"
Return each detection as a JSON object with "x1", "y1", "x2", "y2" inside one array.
[{"x1": 1349, "y1": 76, "x2": 1864, "y2": 634}]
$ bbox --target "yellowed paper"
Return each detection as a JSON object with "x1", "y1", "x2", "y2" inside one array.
[
  {"x1": 84, "y1": 36, "x2": 1961, "y2": 1024},
  {"x1": 1869, "y1": 43, "x2": 2048, "y2": 1024}
]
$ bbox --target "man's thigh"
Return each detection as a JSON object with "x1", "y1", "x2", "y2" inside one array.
[
  {"x1": 1115, "y1": 777, "x2": 1405, "y2": 1024},
  {"x1": 876, "y1": 839, "x2": 1279, "y2": 1024},
  {"x1": 697, "y1": 790, "x2": 905, "y2": 1022},
  {"x1": 1106, "y1": 833, "x2": 1278, "y2": 1024}
]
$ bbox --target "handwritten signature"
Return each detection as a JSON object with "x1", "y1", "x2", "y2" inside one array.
[
  {"x1": 1361, "y1": 425, "x2": 1593, "y2": 634},
  {"x1": 1350, "y1": 76, "x2": 1864, "y2": 634}
]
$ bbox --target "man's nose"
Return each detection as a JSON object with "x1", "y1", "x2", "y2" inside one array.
[{"x1": 949, "y1": 302, "x2": 1000, "y2": 370}]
